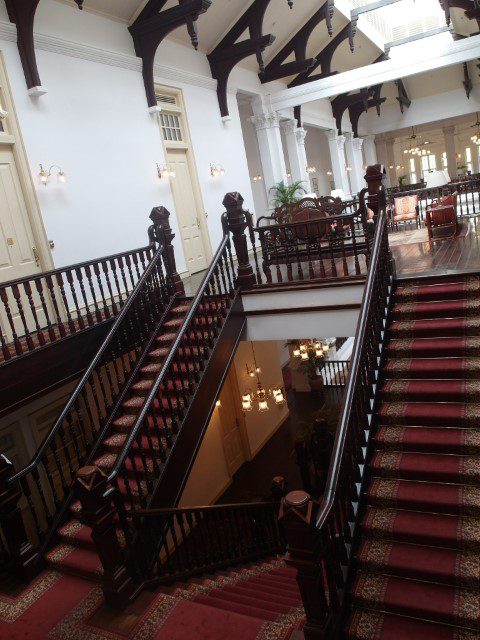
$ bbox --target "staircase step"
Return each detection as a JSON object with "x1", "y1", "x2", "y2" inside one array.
[
  {"x1": 223, "y1": 583, "x2": 301, "y2": 608},
  {"x1": 46, "y1": 544, "x2": 103, "y2": 581},
  {"x1": 361, "y1": 506, "x2": 480, "y2": 550},
  {"x1": 113, "y1": 413, "x2": 172, "y2": 433},
  {"x1": 389, "y1": 316, "x2": 480, "y2": 339},
  {"x1": 94, "y1": 452, "x2": 159, "y2": 477},
  {"x1": 205, "y1": 587, "x2": 294, "y2": 615},
  {"x1": 131, "y1": 376, "x2": 186, "y2": 395},
  {"x1": 366, "y1": 478, "x2": 480, "y2": 516},
  {"x1": 378, "y1": 401, "x2": 478, "y2": 428},
  {"x1": 351, "y1": 572, "x2": 480, "y2": 628},
  {"x1": 345, "y1": 609, "x2": 479, "y2": 640},
  {"x1": 369, "y1": 451, "x2": 480, "y2": 484},
  {"x1": 395, "y1": 279, "x2": 480, "y2": 303},
  {"x1": 57, "y1": 520, "x2": 94, "y2": 550},
  {"x1": 387, "y1": 336, "x2": 480, "y2": 358},
  {"x1": 381, "y1": 379, "x2": 479, "y2": 402},
  {"x1": 140, "y1": 361, "x2": 195, "y2": 378},
  {"x1": 391, "y1": 299, "x2": 477, "y2": 320},
  {"x1": 374, "y1": 426, "x2": 480, "y2": 455},
  {"x1": 193, "y1": 594, "x2": 280, "y2": 622},
  {"x1": 384, "y1": 357, "x2": 480, "y2": 379},
  {"x1": 104, "y1": 432, "x2": 168, "y2": 454},
  {"x1": 356, "y1": 539, "x2": 479, "y2": 587},
  {"x1": 122, "y1": 394, "x2": 185, "y2": 415}
]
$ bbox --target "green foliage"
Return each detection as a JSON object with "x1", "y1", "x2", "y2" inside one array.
[
  {"x1": 398, "y1": 175, "x2": 408, "y2": 186},
  {"x1": 269, "y1": 180, "x2": 307, "y2": 210}
]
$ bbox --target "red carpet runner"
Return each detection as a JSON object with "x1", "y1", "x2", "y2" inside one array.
[
  {"x1": 345, "y1": 274, "x2": 480, "y2": 639},
  {"x1": 45, "y1": 299, "x2": 199, "y2": 580}
]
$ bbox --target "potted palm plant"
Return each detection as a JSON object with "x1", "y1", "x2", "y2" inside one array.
[{"x1": 269, "y1": 180, "x2": 307, "y2": 220}]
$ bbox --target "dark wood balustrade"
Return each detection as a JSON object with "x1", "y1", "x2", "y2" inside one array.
[
  {"x1": 0, "y1": 225, "x2": 176, "y2": 574},
  {"x1": 279, "y1": 183, "x2": 393, "y2": 639},
  {"x1": 243, "y1": 195, "x2": 374, "y2": 288},
  {"x1": 387, "y1": 178, "x2": 480, "y2": 226},
  {"x1": 124, "y1": 502, "x2": 285, "y2": 586},
  {"x1": 0, "y1": 246, "x2": 155, "y2": 363}
]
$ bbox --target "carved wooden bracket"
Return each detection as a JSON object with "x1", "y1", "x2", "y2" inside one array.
[
  {"x1": 439, "y1": 0, "x2": 480, "y2": 28},
  {"x1": 332, "y1": 88, "x2": 374, "y2": 134},
  {"x1": 208, "y1": 0, "x2": 289, "y2": 118},
  {"x1": 289, "y1": 23, "x2": 351, "y2": 88},
  {"x1": 395, "y1": 79, "x2": 411, "y2": 113},
  {"x1": 259, "y1": 0, "x2": 334, "y2": 84},
  {"x1": 349, "y1": 96, "x2": 386, "y2": 137},
  {"x1": 5, "y1": 0, "x2": 84, "y2": 93},
  {"x1": 129, "y1": 0, "x2": 211, "y2": 110},
  {"x1": 463, "y1": 61, "x2": 473, "y2": 97},
  {"x1": 349, "y1": 15, "x2": 359, "y2": 52}
]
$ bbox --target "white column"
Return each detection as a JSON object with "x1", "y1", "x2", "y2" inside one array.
[
  {"x1": 345, "y1": 132, "x2": 365, "y2": 196},
  {"x1": 375, "y1": 134, "x2": 388, "y2": 170},
  {"x1": 250, "y1": 111, "x2": 287, "y2": 195},
  {"x1": 386, "y1": 138, "x2": 396, "y2": 186},
  {"x1": 363, "y1": 134, "x2": 377, "y2": 166},
  {"x1": 325, "y1": 129, "x2": 350, "y2": 196},
  {"x1": 442, "y1": 125, "x2": 457, "y2": 180},
  {"x1": 282, "y1": 119, "x2": 309, "y2": 186}
]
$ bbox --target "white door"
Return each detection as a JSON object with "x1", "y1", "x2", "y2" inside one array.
[
  {"x1": 167, "y1": 148, "x2": 208, "y2": 274},
  {"x1": 218, "y1": 372, "x2": 245, "y2": 476},
  {"x1": 0, "y1": 147, "x2": 44, "y2": 341}
]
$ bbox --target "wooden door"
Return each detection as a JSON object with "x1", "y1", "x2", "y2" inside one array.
[
  {"x1": 218, "y1": 372, "x2": 245, "y2": 476},
  {"x1": 0, "y1": 147, "x2": 46, "y2": 341},
  {"x1": 167, "y1": 147, "x2": 208, "y2": 274}
]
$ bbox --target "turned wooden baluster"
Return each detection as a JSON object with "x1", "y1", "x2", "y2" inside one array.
[
  {"x1": 76, "y1": 466, "x2": 139, "y2": 609},
  {"x1": 149, "y1": 206, "x2": 185, "y2": 295},
  {"x1": 222, "y1": 192, "x2": 256, "y2": 289},
  {"x1": 279, "y1": 490, "x2": 331, "y2": 640},
  {"x1": 1, "y1": 287, "x2": 22, "y2": 355},
  {"x1": 12, "y1": 284, "x2": 34, "y2": 351},
  {"x1": 23, "y1": 281, "x2": 45, "y2": 346},
  {"x1": 0, "y1": 454, "x2": 38, "y2": 580}
]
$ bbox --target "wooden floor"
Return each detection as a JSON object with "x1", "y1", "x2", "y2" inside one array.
[{"x1": 391, "y1": 219, "x2": 480, "y2": 277}]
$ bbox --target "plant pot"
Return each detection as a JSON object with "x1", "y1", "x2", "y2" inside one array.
[{"x1": 308, "y1": 375, "x2": 324, "y2": 392}]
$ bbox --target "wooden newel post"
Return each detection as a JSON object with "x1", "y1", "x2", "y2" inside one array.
[
  {"x1": 0, "y1": 454, "x2": 37, "y2": 580},
  {"x1": 77, "y1": 466, "x2": 138, "y2": 610},
  {"x1": 270, "y1": 475, "x2": 287, "y2": 512},
  {"x1": 149, "y1": 206, "x2": 185, "y2": 295},
  {"x1": 222, "y1": 192, "x2": 256, "y2": 289},
  {"x1": 279, "y1": 490, "x2": 330, "y2": 640},
  {"x1": 364, "y1": 164, "x2": 387, "y2": 221}
]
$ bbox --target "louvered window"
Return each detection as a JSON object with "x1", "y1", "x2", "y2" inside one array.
[{"x1": 159, "y1": 113, "x2": 183, "y2": 142}]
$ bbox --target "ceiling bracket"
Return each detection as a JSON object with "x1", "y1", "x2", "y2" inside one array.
[
  {"x1": 349, "y1": 16, "x2": 359, "y2": 52},
  {"x1": 5, "y1": 0, "x2": 43, "y2": 92},
  {"x1": 129, "y1": 0, "x2": 211, "y2": 109},
  {"x1": 395, "y1": 79, "x2": 411, "y2": 113},
  {"x1": 463, "y1": 61, "x2": 473, "y2": 97},
  {"x1": 207, "y1": 0, "x2": 281, "y2": 118}
]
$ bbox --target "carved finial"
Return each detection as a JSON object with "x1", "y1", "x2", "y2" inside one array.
[
  {"x1": 287, "y1": 0, "x2": 293, "y2": 8},
  {"x1": 222, "y1": 192, "x2": 244, "y2": 209},
  {"x1": 349, "y1": 16, "x2": 358, "y2": 52},
  {"x1": 74, "y1": 0, "x2": 84, "y2": 8},
  {"x1": 186, "y1": 16, "x2": 199, "y2": 50},
  {"x1": 149, "y1": 205, "x2": 171, "y2": 225}
]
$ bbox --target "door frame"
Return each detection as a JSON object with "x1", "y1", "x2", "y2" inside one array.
[
  {"x1": 0, "y1": 51, "x2": 53, "y2": 274},
  {"x1": 155, "y1": 84, "x2": 212, "y2": 273}
]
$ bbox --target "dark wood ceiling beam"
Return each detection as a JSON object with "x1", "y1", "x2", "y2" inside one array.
[
  {"x1": 288, "y1": 23, "x2": 350, "y2": 88},
  {"x1": 208, "y1": 0, "x2": 285, "y2": 118},
  {"x1": 349, "y1": 97, "x2": 386, "y2": 136},
  {"x1": 129, "y1": 0, "x2": 211, "y2": 110},
  {"x1": 395, "y1": 79, "x2": 411, "y2": 113},
  {"x1": 463, "y1": 61, "x2": 473, "y2": 97},
  {"x1": 5, "y1": 0, "x2": 41, "y2": 91},
  {"x1": 259, "y1": 0, "x2": 334, "y2": 84},
  {"x1": 331, "y1": 88, "x2": 374, "y2": 133}
]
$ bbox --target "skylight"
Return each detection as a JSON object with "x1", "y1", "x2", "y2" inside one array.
[{"x1": 350, "y1": 0, "x2": 449, "y2": 45}]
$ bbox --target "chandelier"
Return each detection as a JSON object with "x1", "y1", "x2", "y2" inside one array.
[
  {"x1": 241, "y1": 343, "x2": 286, "y2": 413},
  {"x1": 402, "y1": 127, "x2": 431, "y2": 157},
  {"x1": 292, "y1": 339, "x2": 332, "y2": 360}
]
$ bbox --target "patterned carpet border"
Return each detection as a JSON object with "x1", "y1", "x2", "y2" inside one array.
[{"x1": 0, "y1": 570, "x2": 61, "y2": 623}]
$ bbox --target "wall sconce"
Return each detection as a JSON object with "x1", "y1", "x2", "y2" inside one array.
[
  {"x1": 157, "y1": 163, "x2": 176, "y2": 179},
  {"x1": 38, "y1": 164, "x2": 67, "y2": 186},
  {"x1": 345, "y1": 165, "x2": 352, "y2": 172},
  {"x1": 388, "y1": 165, "x2": 394, "y2": 169},
  {"x1": 252, "y1": 174, "x2": 262, "y2": 182},
  {"x1": 210, "y1": 163, "x2": 225, "y2": 177},
  {"x1": 0, "y1": 107, "x2": 8, "y2": 121},
  {"x1": 306, "y1": 165, "x2": 316, "y2": 173},
  {"x1": 286, "y1": 172, "x2": 292, "y2": 178},
  {"x1": 327, "y1": 170, "x2": 333, "y2": 176}
]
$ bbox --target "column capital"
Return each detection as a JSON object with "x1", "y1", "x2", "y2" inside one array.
[
  {"x1": 344, "y1": 131, "x2": 354, "y2": 143},
  {"x1": 363, "y1": 134, "x2": 375, "y2": 144},
  {"x1": 281, "y1": 118, "x2": 297, "y2": 134},
  {"x1": 295, "y1": 127, "x2": 307, "y2": 144},
  {"x1": 353, "y1": 136, "x2": 364, "y2": 151},
  {"x1": 337, "y1": 134, "x2": 346, "y2": 151},
  {"x1": 325, "y1": 128, "x2": 338, "y2": 142},
  {"x1": 250, "y1": 111, "x2": 280, "y2": 131},
  {"x1": 442, "y1": 125, "x2": 455, "y2": 135}
]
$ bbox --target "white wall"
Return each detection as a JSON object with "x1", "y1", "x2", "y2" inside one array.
[{"x1": 0, "y1": 0, "x2": 257, "y2": 270}]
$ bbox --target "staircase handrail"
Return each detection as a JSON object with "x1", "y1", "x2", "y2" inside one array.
[
  {"x1": 316, "y1": 190, "x2": 388, "y2": 531},
  {"x1": 8, "y1": 241, "x2": 170, "y2": 486},
  {"x1": 106, "y1": 215, "x2": 233, "y2": 486}
]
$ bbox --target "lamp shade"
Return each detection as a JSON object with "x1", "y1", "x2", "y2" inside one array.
[
  {"x1": 330, "y1": 189, "x2": 346, "y2": 200},
  {"x1": 425, "y1": 169, "x2": 450, "y2": 189}
]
